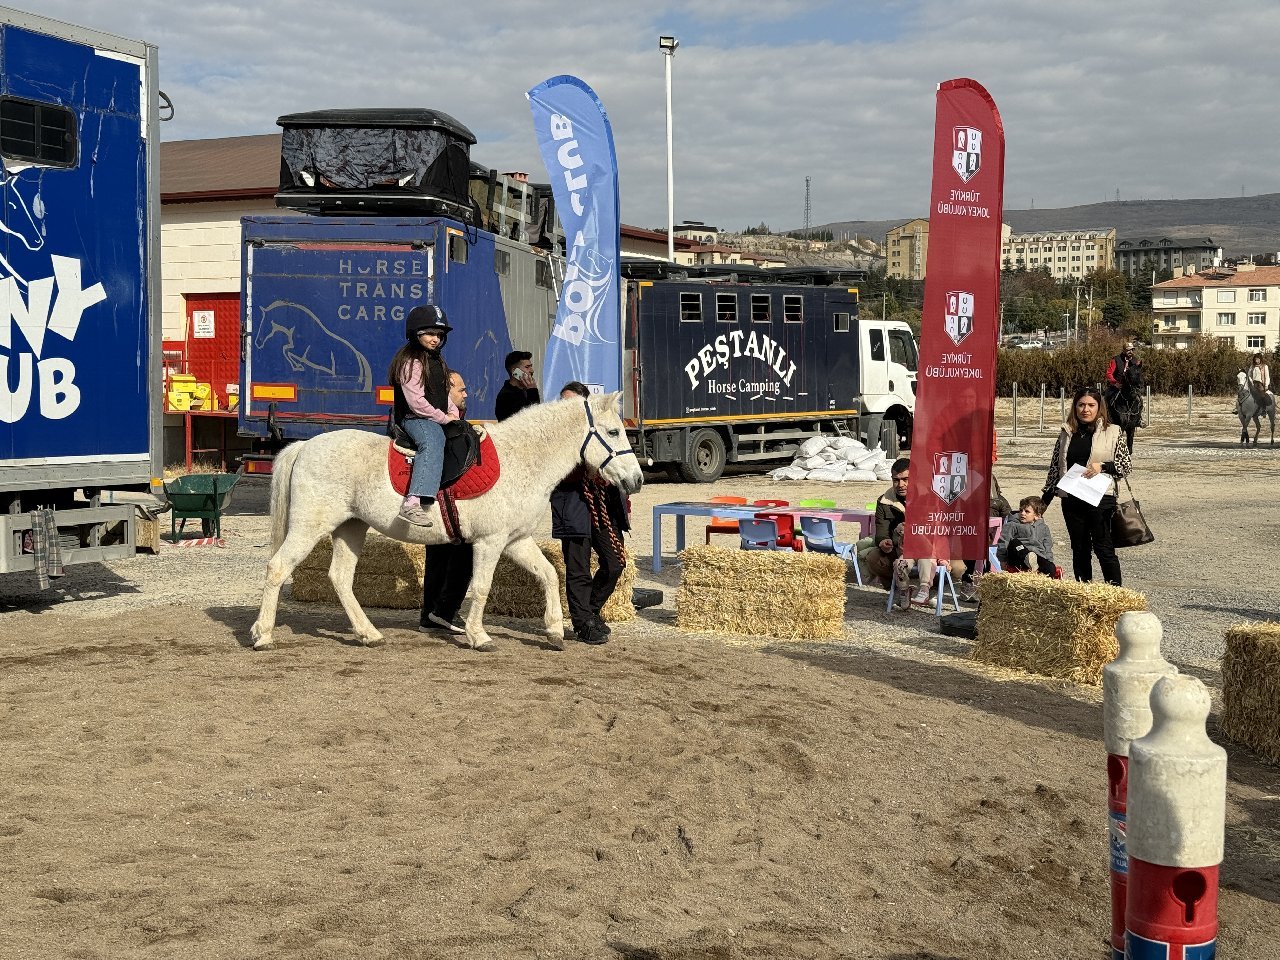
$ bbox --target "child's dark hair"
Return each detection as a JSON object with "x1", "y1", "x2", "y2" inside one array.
[{"x1": 1019, "y1": 495, "x2": 1045, "y2": 515}]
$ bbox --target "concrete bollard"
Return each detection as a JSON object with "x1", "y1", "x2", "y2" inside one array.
[
  {"x1": 1126, "y1": 674, "x2": 1227, "y2": 959},
  {"x1": 1102, "y1": 612, "x2": 1178, "y2": 960}
]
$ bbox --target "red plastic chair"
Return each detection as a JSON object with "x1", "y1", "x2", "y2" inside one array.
[
  {"x1": 754, "y1": 510, "x2": 802, "y2": 551},
  {"x1": 751, "y1": 498, "x2": 790, "y2": 508},
  {"x1": 705, "y1": 495, "x2": 748, "y2": 544}
]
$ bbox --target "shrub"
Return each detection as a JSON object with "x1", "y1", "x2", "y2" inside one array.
[{"x1": 996, "y1": 335, "x2": 1246, "y2": 395}]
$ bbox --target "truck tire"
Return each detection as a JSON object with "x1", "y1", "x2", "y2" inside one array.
[{"x1": 677, "y1": 428, "x2": 726, "y2": 483}]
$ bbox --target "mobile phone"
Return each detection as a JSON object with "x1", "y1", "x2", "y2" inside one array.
[{"x1": 514, "y1": 369, "x2": 527, "y2": 382}]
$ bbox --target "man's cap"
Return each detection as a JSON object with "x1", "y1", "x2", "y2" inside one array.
[{"x1": 505, "y1": 350, "x2": 532, "y2": 372}]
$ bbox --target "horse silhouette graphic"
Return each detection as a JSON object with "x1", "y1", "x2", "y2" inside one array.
[
  {"x1": 254, "y1": 299, "x2": 372, "y2": 390},
  {"x1": 0, "y1": 166, "x2": 45, "y2": 286}
]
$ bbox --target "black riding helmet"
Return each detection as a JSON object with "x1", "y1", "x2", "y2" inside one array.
[{"x1": 405, "y1": 304, "x2": 453, "y2": 343}]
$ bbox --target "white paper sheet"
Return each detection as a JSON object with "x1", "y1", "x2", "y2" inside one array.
[{"x1": 1056, "y1": 463, "x2": 1111, "y2": 507}]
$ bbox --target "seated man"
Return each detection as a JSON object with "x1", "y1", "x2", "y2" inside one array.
[{"x1": 865, "y1": 457, "x2": 964, "y2": 608}]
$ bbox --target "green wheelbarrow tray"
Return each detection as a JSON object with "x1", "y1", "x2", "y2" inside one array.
[{"x1": 163, "y1": 471, "x2": 241, "y2": 540}]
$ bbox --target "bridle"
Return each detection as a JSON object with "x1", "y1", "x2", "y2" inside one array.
[{"x1": 580, "y1": 398, "x2": 637, "y2": 471}]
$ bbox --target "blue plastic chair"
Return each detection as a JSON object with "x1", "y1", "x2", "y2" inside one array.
[
  {"x1": 798, "y1": 515, "x2": 862, "y2": 585},
  {"x1": 739, "y1": 517, "x2": 782, "y2": 551}
]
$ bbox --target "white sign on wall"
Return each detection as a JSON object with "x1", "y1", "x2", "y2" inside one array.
[{"x1": 192, "y1": 310, "x2": 215, "y2": 339}]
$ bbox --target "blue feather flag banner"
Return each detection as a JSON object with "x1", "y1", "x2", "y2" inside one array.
[{"x1": 527, "y1": 75, "x2": 621, "y2": 394}]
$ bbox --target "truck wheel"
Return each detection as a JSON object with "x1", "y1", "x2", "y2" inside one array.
[{"x1": 677, "y1": 429, "x2": 726, "y2": 483}]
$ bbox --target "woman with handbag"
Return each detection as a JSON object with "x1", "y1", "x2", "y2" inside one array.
[{"x1": 1041, "y1": 386, "x2": 1132, "y2": 585}]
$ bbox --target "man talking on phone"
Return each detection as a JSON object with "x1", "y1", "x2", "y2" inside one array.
[{"x1": 495, "y1": 350, "x2": 541, "y2": 421}]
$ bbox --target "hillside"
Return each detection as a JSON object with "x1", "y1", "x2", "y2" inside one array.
[{"x1": 814, "y1": 193, "x2": 1280, "y2": 258}]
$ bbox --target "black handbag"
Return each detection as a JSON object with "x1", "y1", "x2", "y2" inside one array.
[{"x1": 1112, "y1": 477, "x2": 1154, "y2": 548}]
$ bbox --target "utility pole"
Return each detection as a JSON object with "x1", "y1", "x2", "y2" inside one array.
[
  {"x1": 1074, "y1": 284, "x2": 1081, "y2": 341},
  {"x1": 802, "y1": 176, "x2": 812, "y2": 239}
]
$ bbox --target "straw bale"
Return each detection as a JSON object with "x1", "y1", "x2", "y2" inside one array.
[
  {"x1": 971, "y1": 573, "x2": 1146, "y2": 685},
  {"x1": 298, "y1": 533, "x2": 424, "y2": 577},
  {"x1": 1221, "y1": 623, "x2": 1280, "y2": 763},
  {"x1": 135, "y1": 515, "x2": 161, "y2": 554},
  {"x1": 676, "y1": 545, "x2": 846, "y2": 641},
  {"x1": 485, "y1": 540, "x2": 637, "y2": 623},
  {"x1": 290, "y1": 567, "x2": 422, "y2": 608}
]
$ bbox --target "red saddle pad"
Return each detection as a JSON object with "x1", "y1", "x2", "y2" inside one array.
[{"x1": 387, "y1": 435, "x2": 500, "y2": 500}]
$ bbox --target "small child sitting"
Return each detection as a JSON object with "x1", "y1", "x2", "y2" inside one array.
[{"x1": 996, "y1": 496, "x2": 1054, "y2": 575}]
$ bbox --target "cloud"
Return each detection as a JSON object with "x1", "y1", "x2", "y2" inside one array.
[{"x1": 28, "y1": 0, "x2": 1280, "y2": 231}]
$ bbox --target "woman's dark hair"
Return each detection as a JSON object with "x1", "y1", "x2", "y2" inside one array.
[
  {"x1": 1067, "y1": 386, "x2": 1109, "y2": 432},
  {"x1": 560, "y1": 381, "x2": 590, "y2": 398}
]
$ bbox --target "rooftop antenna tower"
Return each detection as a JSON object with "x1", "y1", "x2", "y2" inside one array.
[{"x1": 802, "y1": 176, "x2": 812, "y2": 238}]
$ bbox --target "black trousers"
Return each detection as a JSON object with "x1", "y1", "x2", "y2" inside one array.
[
  {"x1": 421, "y1": 542, "x2": 474, "y2": 623},
  {"x1": 1006, "y1": 539, "x2": 1053, "y2": 576},
  {"x1": 1060, "y1": 495, "x2": 1121, "y2": 585},
  {"x1": 560, "y1": 528, "x2": 624, "y2": 630}
]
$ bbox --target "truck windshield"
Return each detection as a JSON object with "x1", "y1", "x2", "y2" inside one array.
[{"x1": 888, "y1": 330, "x2": 918, "y2": 372}]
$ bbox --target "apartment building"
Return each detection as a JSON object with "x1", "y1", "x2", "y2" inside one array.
[
  {"x1": 1116, "y1": 236, "x2": 1220, "y2": 277},
  {"x1": 885, "y1": 218, "x2": 929, "y2": 280},
  {"x1": 1151, "y1": 262, "x2": 1280, "y2": 350},
  {"x1": 1001, "y1": 228, "x2": 1116, "y2": 279}
]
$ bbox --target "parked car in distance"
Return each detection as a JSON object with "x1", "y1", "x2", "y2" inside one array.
[{"x1": 1017, "y1": 340, "x2": 1046, "y2": 350}]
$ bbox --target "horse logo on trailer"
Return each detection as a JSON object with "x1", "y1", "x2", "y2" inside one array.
[
  {"x1": 931, "y1": 451, "x2": 968, "y2": 505},
  {"x1": 951, "y1": 126, "x2": 982, "y2": 182},
  {"x1": 945, "y1": 290, "x2": 975, "y2": 346}
]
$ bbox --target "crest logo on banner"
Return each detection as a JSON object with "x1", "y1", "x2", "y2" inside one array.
[
  {"x1": 945, "y1": 290, "x2": 975, "y2": 346},
  {"x1": 931, "y1": 451, "x2": 968, "y2": 505},
  {"x1": 952, "y1": 126, "x2": 982, "y2": 182}
]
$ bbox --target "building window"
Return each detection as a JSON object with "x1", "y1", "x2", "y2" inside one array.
[
  {"x1": 1057, "y1": 256, "x2": 1067, "y2": 263},
  {"x1": 1163, "y1": 317, "x2": 1177, "y2": 328},
  {"x1": 1071, "y1": 256, "x2": 1081, "y2": 262},
  {"x1": 679, "y1": 292, "x2": 702, "y2": 323},
  {"x1": 1216, "y1": 290, "x2": 1237, "y2": 303},
  {"x1": 751, "y1": 294, "x2": 771, "y2": 323},
  {"x1": 1248, "y1": 312, "x2": 1266, "y2": 325},
  {"x1": 1250, "y1": 289, "x2": 1266, "y2": 302},
  {"x1": 1187, "y1": 315, "x2": 1200, "y2": 329},
  {"x1": 1217, "y1": 312, "x2": 1236, "y2": 326},
  {"x1": 1247, "y1": 335, "x2": 1266, "y2": 350},
  {"x1": 1162, "y1": 292, "x2": 1177, "y2": 304},
  {"x1": 716, "y1": 292, "x2": 737, "y2": 324},
  {"x1": 833, "y1": 312, "x2": 851, "y2": 333},
  {"x1": 1218, "y1": 336, "x2": 1236, "y2": 347},
  {"x1": 0, "y1": 97, "x2": 76, "y2": 166},
  {"x1": 448, "y1": 232, "x2": 468, "y2": 264},
  {"x1": 783, "y1": 295, "x2": 803, "y2": 323}
]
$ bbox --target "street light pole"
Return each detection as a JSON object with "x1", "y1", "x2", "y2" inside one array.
[{"x1": 659, "y1": 35, "x2": 679, "y2": 262}]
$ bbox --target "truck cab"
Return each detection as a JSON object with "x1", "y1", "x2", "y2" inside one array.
[{"x1": 858, "y1": 321, "x2": 918, "y2": 450}]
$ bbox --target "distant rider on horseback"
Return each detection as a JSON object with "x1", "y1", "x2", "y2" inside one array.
[
  {"x1": 1248, "y1": 351, "x2": 1273, "y2": 404},
  {"x1": 1104, "y1": 341, "x2": 1143, "y2": 453}
]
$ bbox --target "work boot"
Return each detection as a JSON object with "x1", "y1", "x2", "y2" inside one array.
[
  {"x1": 590, "y1": 614, "x2": 612, "y2": 637},
  {"x1": 574, "y1": 621, "x2": 609, "y2": 645}
]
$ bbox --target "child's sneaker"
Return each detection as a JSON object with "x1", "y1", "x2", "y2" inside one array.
[
  {"x1": 1025, "y1": 551, "x2": 1039, "y2": 573},
  {"x1": 910, "y1": 585, "x2": 932, "y2": 607}
]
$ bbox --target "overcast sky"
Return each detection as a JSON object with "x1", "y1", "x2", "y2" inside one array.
[{"x1": 32, "y1": 0, "x2": 1280, "y2": 232}]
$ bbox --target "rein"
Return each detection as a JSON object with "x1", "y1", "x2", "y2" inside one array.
[{"x1": 579, "y1": 399, "x2": 637, "y2": 471}]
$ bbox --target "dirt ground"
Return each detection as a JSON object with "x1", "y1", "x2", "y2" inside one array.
[{"x1": 2, "y1": 394, "x2": 1279, "y2": 960}]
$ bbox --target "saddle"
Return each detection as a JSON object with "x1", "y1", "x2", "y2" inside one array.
[{"x1": 387, "y1": 418, "x2": 501, "y2": 541}]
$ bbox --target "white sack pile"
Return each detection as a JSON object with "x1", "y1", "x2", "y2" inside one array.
[{"x1": 768, "y1": 436, "x2": 892, "y2": 482}]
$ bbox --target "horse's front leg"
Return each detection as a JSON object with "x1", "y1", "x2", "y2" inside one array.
[
  {"x1": 252, "y1": 522, "x2": 330, "y2": 651},
  {"x1": 462, "y1": 535, "x2": 507, "y2": 651},
  {"x1": 329, "y1": 519, "x2": 381, "y2": 647},
  {"x1": 503, "y1": 535, "x2": 566, "y2": 651}
]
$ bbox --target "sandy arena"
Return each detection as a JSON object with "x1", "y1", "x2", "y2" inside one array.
[{"x1": 2, "y1": 395, "x2": 1278, "y2": 959}]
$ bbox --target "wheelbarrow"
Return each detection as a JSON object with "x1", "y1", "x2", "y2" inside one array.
[{"x1": 163, "y1": 471, "x2": 241, "y2": 540}]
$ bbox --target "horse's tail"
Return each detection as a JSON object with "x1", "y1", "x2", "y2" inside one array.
[{"x1": 269, "y1": 440, "x2": 306, "y2": 554}]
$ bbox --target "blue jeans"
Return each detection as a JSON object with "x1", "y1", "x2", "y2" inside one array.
[{"x1": 401, "y1": 418, "x2": 445, "y2": 500}]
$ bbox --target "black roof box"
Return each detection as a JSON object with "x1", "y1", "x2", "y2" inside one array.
[
  {"x1": 277, "y1": 107, "x2": 476, "y2": 143},
  {"x1": 765, "y1": 265, "x2": 868, "y2": 285}
]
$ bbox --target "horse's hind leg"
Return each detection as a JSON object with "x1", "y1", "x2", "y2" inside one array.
[
  {"x1": 503, "y1": 535, "x2": 566, "y2": 651},
  {"x1": 252, "y1": 521, "x2": 331, "y2": 651},
  {"x1": 329, "y1": 519, "x2": 383, "y2": 647}
]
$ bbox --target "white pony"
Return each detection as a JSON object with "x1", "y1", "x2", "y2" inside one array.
[
  {"x1": 1236, "y1": 370, "x2": 1276, "y2": 447},
  {"x1": 250, "y1": 392, "x2": 643, "y2": 651}
]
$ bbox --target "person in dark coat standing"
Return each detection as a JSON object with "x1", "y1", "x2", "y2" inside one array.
[
  {"x1": 551, "y1": 382, "x2": 630, "y2": 645},
  {"x1": 419, "y1": 370, "x2": 473, "y2": 635},
  {"x1": 494, "y1": 350, "x2": 541, "y2": 421},
  {"x1": 1104, "y1": 342, "x2": 1143, "y2": 452}
]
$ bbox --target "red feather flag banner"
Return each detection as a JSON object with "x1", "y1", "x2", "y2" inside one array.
[{"x1": 901, "y1": 78, "x2": 1005, "y2": 565}]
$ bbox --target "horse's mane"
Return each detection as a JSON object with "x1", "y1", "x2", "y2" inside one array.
[{"x1": 483, "y1": 394, "x2": 617, "y2": 444}]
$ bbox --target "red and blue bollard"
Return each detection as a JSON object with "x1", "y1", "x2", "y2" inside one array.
[
  {"x1": 1125, "y1": 674, "x2": 1226, "y2": 959},
  {"x1": 1102, "y1": 612, "x2": 1178, "y2": 960}
]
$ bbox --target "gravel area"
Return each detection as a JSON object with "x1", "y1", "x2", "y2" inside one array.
[{"x1": 1, "y1": 393, "x2": 1267, "y2": 687}]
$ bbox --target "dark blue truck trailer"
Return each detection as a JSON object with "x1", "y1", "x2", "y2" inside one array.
[{"x1": 0, "y1": 8, "x2": 162, "y2": 574}]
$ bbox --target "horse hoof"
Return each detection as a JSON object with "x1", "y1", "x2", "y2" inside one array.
[
  {"x1": 252, "y1": 636, "x2": 275, "y2": 651},
  {"x1": 362, "y1": 634, "x2": 385, "y2": 648},
  {"x1": 548, "y1": 633, "x2": 566, "y2": 651},
  {"x1": 470, "y1": 635, "x2": 494, "y2": 652}
]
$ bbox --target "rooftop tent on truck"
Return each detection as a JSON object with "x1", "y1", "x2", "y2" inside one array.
[{"x1": 275, "y1": 107, "x2": 477, "y2": 220}]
